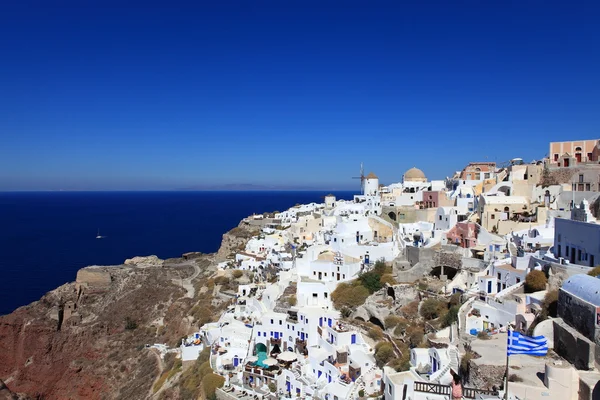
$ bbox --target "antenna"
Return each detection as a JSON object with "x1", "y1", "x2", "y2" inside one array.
[{"x1": 351, "y1": 162, "x2": 365, "y2": 194}]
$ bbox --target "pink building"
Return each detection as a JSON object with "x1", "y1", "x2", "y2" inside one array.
[
  {"x1": 422, "y1": 190, "x2": 453, "y2": 209},
  {"x1": 549, "y1": 139, "x2": 600, "y2": 166},
  {"x1": 446, "y1": 222, "x2": 478, "y2": 248}
]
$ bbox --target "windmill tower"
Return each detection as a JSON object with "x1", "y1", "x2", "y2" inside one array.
[{"x1": 352, "y1": 162, "x2": 365, "y2": 194}]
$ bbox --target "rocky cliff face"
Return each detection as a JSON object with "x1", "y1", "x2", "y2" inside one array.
[
  {"x1": 0, "y1": 255, "x2": 217, "y2": 400},
  {"x1": 215, "y1": 220, "x2": 261, "y2": 261}
]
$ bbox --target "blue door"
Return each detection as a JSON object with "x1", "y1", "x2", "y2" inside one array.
[
  {"x1": 328, "y1": 318, "x2": 332, "y2": 327},
  {"x1": 351, "y1": 334, "x2": 356, "y2": 344},
  {"x1": 286, "y1": 381, "x2": 291, "y2": 392},
  {"x1": 319, "y1": 317, "x2": 323, "y2": 326},
  {"x1": 300, "y1": 332, "x2": 305, "y2": 340},
  {"x1": 233, "y1": 357, "x2": 239, "y2": 367},
  {"x1": 274, "y1": 332, "x2": 279, "y2": 339}
]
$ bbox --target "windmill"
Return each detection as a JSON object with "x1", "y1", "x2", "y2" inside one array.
[{"x1": 352, "y1": 162, "x2": 365, "y2": 194}]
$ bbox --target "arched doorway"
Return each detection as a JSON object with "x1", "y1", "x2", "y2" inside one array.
[
  {"x1": 369, "y1": 316, "x2": 384, "y2": 330},
  {"x1": 388, "y1": 211, "x2": 397, "y2": 221}
]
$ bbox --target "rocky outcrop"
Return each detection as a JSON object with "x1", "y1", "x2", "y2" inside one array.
[
  {"x1": 124, "y1": 255, "x2": 164, "y2": 268},
  {"x1": 353, "y1": 284, "x2": 419, "y2": 328}
]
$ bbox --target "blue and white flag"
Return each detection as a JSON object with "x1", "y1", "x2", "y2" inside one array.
[{"x1": 507, "y1": 331, "x2": 548, "y2": 356}]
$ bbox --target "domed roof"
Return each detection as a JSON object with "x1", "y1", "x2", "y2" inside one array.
[{"x1": 404, "y1": 167, "x2": 427, "y2": 182}]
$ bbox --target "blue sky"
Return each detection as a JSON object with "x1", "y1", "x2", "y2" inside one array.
[{"x1": 1, "y1": 1, "x2": 599, "y2": 190}]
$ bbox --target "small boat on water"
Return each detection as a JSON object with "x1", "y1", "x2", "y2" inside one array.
[{"x1": 96, "y1": 229, "x2": 104, "y2": 239}]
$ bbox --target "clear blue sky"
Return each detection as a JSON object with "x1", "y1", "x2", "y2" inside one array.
[{"x1": 1, "y1": 1, "x2": 599, "y2": 190}]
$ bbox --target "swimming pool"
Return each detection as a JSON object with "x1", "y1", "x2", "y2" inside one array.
[{"x1": 254, "y1": 351, "x2": 268, "y2": 368}]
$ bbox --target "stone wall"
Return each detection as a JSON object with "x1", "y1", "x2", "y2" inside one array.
[
  {"x1": 558, "y1": 288, "x2": 599, "y2": 344},
  {"x1": 553, "y1": 319, "x2": 599, "y2": 370}
]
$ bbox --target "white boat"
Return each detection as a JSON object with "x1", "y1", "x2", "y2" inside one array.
[{"x1": 96, "y1": 229, "x2": 104, "y2": 239}]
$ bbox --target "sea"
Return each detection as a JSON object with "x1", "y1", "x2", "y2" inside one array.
[{"x1": 0, "y1": 190, "x2": 355, "y2": 316}]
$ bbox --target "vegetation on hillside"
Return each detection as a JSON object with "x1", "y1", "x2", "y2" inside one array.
[{"x1": 331, "y1": 260, "x2": 396, "y2": 309}]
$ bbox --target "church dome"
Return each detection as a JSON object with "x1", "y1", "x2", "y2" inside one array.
[{"x1": 404, "y1": 167, "x2": 427, "y2": 182}]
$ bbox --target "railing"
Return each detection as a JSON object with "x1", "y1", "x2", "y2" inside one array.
[
  {"x1": 413, "y1": 382, "x2": 499, "y2": 399},
  {"x1": 414, "y1": 382, "x2": 451, "y2": 396},
  {"x1": 463, "y1": 387, "x2": 500, "y2": 399}
]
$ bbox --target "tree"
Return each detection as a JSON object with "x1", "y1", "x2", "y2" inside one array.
[
  {"x1": 525, "y1": 270, "x2": 547, "y2": 293},
  {"x1": 588, "y1": 266, "x2": 600, "y2": 277}
]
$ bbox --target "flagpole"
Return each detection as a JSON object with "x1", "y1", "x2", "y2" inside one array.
[{"x1": 504, "y1": 329, "x2": 510, "y2": 400}]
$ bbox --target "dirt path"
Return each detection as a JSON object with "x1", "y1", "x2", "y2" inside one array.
[
  {"x1": 171, "y1": 263, "x2": 201, "y2": 298},
  {"x1": 148, "y1": 348, "x2": 164, "y2": 399}
]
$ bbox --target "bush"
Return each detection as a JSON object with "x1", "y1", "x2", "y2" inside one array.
[
  {"x1": 368, "y1": 327, "x2": 384, "y2": 341},
  {"x1": 401, "y1": 301, "x2": 420, "y2": 319},
  {"x1": 525, "y1": 270, "x2": 547, "y2": 293},
  {"x1": 232, "y1": 270, "x2": 244, "y2": 279},
  {"x1": 268, "y1": 382, "x2": 277, "y2": 393},
  {"x1": 588, "y1": 266, "x2": 600, "y2": 277},
  {"x1": 340, "y1": 307, "x2": 352, "y2": 318},
  {"x1": 384, "y1": 315, "x2": 402, "y2": 329},
  {"x1": 541, "y1": 289, "x2": 558, "y2": 319},
  {"x1": 358, "y1": 389, "x2": 365, "y2": 397},
  {"x1": 393, "y1": 319, "x2": 409, "y2": 337},
  {"x1": 201, "y1": 373, "x2": 225, "y2": 398},
  {"x1": 360, "y1": 271, "x2": 383, "y2": 293},
  {"x1": 214, "y1": 276, "x2": 230, "y2": 286},
  {"x1": 406, "y1": 325, "x2": 424, "y2": 347},
  {"x1": 124, "y1": 317, "x2": 138, "y2": 330},
  {"x1": 508, "y1": 373, "x2": 523, "y2": 382},
  {"x1": 380, "y1": 274, "x2": 397, "y2": 286},
  {"x1": 449, "y1": 292, "x2": 462, "y2": 307},
  {"x1": 288, "y1": 295, "x2": 297, "y2": 306},
  {"x1": 477, "y1": 331, "x2": 490, "y2": 340},
  {"x1": 374, "y1": 342, "x2": 394, "y2": 366},
  {"x1": 331, "y1": 282, "x2": 370, "y2": 309},
  {"x1": 420, "y1": 298, "x2": 446, "y2": 320},
  {"x1": 442, "y1": 305, "x2": 460, "y2": 327}
]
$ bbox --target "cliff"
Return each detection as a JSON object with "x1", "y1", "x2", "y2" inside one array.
[
  {"x1": 216, "y1": 219, "x2": 261, "y2": 261},
  {"x1": 0, "y1": 255, "x2": 218, "y2": 400}
]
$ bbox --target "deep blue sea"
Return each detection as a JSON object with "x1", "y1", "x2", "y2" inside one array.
[{"x1": 0, "y1": 191, "x2": 354, "y2": 315}]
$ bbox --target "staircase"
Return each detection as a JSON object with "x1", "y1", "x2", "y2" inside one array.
[
  {"x1": 429, "y1": 362, "x2": 451, "y2": 383},
  {"x1": 448, "y1": 346, "x2": 460, "y2": 374}
]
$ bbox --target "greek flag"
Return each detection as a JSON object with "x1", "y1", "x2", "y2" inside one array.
[{"x1": 507, "y1": 331, "x2": 548, "y2": 356}]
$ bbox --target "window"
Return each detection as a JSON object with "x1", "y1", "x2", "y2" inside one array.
[
  {"x1": 279, "y1": 320, "x2": 282, "y2": 325},
  {"x1": 554, "y1": 153, "x2": 559, "y2": 161},
  {"x1": 313, "y1": 293, "x2": 318, "y2": 297},
  {"x1": 270, "y1": 319, "x2": 274, "y2": 324},
  {"x1": 324, "y1": 292, "x2": 328, "y2": 298},
  {"x1": 439, "y1": 215, "x2": 442, "y2": 220},
  {"x1": 579, "y1": 174, "x2": 584, "y2": 183}
]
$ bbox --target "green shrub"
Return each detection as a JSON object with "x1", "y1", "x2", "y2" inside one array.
[
  {"x1": 268, "y1": 382, "x2": 277, "y2": 393},
  {"x1": 360, "y1": 271, "x2": 383, "y2": 293},
  {"x1": 124, "y1": 317, "x2": 138, "y2": 330},
  {"x1": 442, "y1": 305, "x2": 460, "y2": 327},
  {"x1": 401, "y1": 301, "x2": 419, "y2": 319},
  {"x1": 525, "y1": 270, "x2": 547, "y2": 293},
  {"x1": 358, "y1": 389, "x2": 365, "y2": 397}
]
